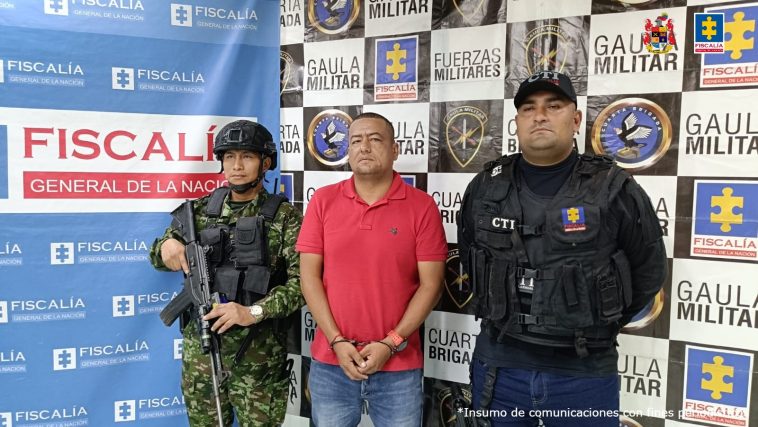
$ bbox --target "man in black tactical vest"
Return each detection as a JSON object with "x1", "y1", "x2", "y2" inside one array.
[
  {"x1": 149, "y1": 120, "x2": 303, "y2": 426},
  {"x1": 458, "y1": 71, "x2": 666, "y2": 426}
]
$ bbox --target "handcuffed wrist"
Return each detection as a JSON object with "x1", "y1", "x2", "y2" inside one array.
[
  {"x1": 329, "y1": 334, "x2": 345, "y2": 350},
  {"x1": 375, "y1": 340, "x2": 396, "y2": 355}
]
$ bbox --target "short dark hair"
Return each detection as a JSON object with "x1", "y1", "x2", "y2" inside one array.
[{"x1": 351, "y1": 112, "x2": 395, "y2": 141}]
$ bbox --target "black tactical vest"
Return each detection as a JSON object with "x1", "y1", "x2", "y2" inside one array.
[
  {"x1": 197, "y1": 187, "x2": 287, "y2": 307},
  {"x1": 466, "y1": 154, "x2": 634, "y2": 357}
]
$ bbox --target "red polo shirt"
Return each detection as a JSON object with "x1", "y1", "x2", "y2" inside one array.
[{"x1": 296, "y1": 172, "x2": 447, "y2": 370}]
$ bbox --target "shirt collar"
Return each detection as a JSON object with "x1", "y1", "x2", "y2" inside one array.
[{"x1": 341, "y1": 171, "x2": 407, "y2": 202}]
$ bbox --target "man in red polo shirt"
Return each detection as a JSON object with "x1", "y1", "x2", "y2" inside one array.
[{"x1": 297, "y1": 112, "x2": 447, "y2": 426}]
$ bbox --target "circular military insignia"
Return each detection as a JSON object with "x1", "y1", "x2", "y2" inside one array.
[
  {"x1": 591, "y1": 98, "x2": 672, "y2": 170},
  {"x1": 437, "y1": 385, "x2": 472, "y2": 426},
  {"x1": 445, "y1": 249, "x2": 472, "y2": 310},
  {"x1": 622, "y1": 289, "x2": 665, "y2": 332},
  {"x1": 524, "y1": 25, "x2": 571, "y2": 75},
  {"x1": 444, "y1": 106, "x2": 487, "y2": 168},
  {"x1": 307, "y1": 109, "x2": 352, "y2": 166},
  {"x1": 308, "y1": 0, "x2": 360, "y2": 35},
  {"x1": 280, "y1": 51, "x2": 294, "y2": 95}
]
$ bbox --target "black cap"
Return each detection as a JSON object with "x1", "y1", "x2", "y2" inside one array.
[{"x1": 514, "y1": 70, "x2": 577, "y2": 109}]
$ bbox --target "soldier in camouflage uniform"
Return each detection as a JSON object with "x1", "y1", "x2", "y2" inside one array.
[{"x1": 149, "y1": 120, "x2": 303, "y2": 427}]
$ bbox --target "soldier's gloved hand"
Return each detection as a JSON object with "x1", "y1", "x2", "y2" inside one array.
[
  {"x1": 332, "y1": 341, "x2": 368, "y2": 381},
  {"x1": 160, "y1": 238, "x2": 189, "y2": 273},
  {"x1": 204, "y1": 302, "x2": 254, "y2": 334}
]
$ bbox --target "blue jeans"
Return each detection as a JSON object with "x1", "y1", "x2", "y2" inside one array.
[
  {"x1": 309, "y1": 359, "x2": 423, "y2": 427},
  {"x1": 471, "y1": 358, "x2": 619, "y2": 427}
]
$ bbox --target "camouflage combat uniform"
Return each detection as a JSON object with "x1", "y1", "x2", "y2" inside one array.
[{"x1": 149, "y1": 189, "x2": 303, "y2": 427}]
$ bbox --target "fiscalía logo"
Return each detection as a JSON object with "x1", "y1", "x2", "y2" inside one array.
[
  {"x1": 112, "y1": 67, "x2": 135, "y2": 90},
  {"x1": 9, "y1": 405, "x2": 88, "y2": 424},
  {"x1": 691, "y1": 180, "x2": 758, "y2": 261},
  {"x1": 115, "y1": 395, "x2": 186, "y2": 422},
  {"x1": 444, "y1": 249, "x2": 472, "y2": 310},
  {"x1": 524, "y1": 25, "x2": 571, "y2": 74},
  {"x1": 50, "y1": 242, "x2": 75, "y2": 265},
  {"x1": 306, "y1": 109, "x2": 352, "y2": 166},
  {"x1": 44, "y1": 0, "x2": 69, "y2": 15},
  {"x1": 113, "y1": 291, "x2": 177, "y2": 317},
  {"x1": 53, "y1": 347, "x2": 77, "y2": 371},
  {"x1": 112, "y1": 66, "x2": 205, "y2": 93},
  {"x1": 0, "y1": 58, "x2": 85, "y2": 88},
  {"x1": 308, "y1": 0, "x2": 359, "y2": 34},
  {"x1": 375, "y1": 36, "x2": 418, "y2": 102},
  {"x1": 682, "y1": 345, "x2": 753, "y2": 426},
  {"x1": 170, "y1": 3, "x2": 192, "y2": 27},
  {"x1": 643, "y1": 12, "x2": 677, "y2": 54},
  {"x1": 700, "y1": 4, "x2": 757, "y2": 88},
  {"x1": 561, "y1": 206, "x2": 586, "y2": 232},
  {"x1": 73, "y1": 0, "x2": 144, "y2": 10},
  {"x1": 112, "y1": 295, "x2": 135, "y2": 317},
  {"x1": 622, "y1": 289, "x2": 664, "y2": 331},
  {"x1": 591, "y1": 98, "x2": 672, "y2": 170},
  {"x1": 114, "y1": 400, "x2": 136, "y2": 422},
  {"x1": 695, "y1": 13, "x2": 725, "y2": 54},
  {"x1": 0, "y1": 412, "x2": 11, "y2": 426},
  {"x1": 53, "y1": 339, "x2": 150, "y2": 370},
  {"x1": 192, "y1": 5, "x2": 258, "y2": 21},
  {"x1": 444, "y1": 106, "x2": 487, "y2": 168},
  {"x1": 4, "y1": 297, "x2": 86, "y2": 325}
]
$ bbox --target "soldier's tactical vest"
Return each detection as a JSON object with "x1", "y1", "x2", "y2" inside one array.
[
  {"x1": 468, "y1": 154, "x2": 634, "y2": 357},
  {"x1": 196, "y1": 187, "x2": 287, "y2": 306}
]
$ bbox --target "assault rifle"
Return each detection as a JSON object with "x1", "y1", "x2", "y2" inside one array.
[{"x1": 174, "y1": 200, "x2": 229, "y2": 427}]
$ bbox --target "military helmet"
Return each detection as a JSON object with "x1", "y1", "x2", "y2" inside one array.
[{"x1": 213, "y1": 120, "x2": 277, "y2": 169}]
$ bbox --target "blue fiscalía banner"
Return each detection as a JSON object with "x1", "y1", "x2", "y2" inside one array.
[{"x1": 0, "y1": 1, "x2": 280, "y2": 426}]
